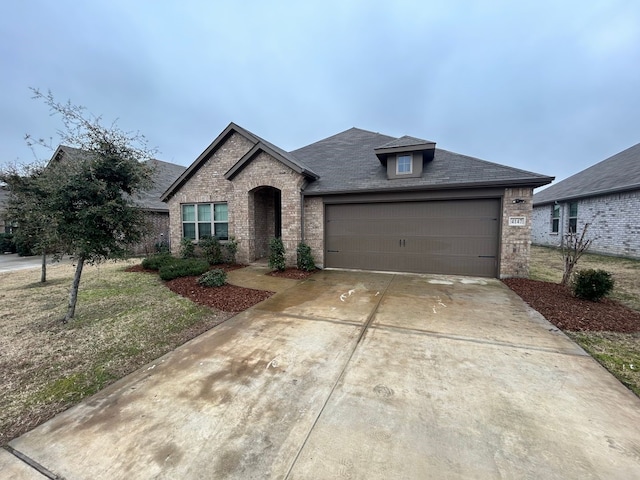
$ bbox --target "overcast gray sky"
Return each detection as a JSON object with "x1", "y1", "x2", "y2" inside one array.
[{"x1": 1, "y1": 0, "x2": 639, "y2": 188}]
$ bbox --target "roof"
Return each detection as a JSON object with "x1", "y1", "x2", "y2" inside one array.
[
  {"x1": 52, "y1": 145, "x2": 185, "y2": 212},
  {"x1": 292, "y1": 128, "x2": 553, "y2": 195},
  {"x1": 162, "y1": 122, "x2": 318, "y2": 201},
  {"x1": 533, "y1": 142, "x2": 640, "y2": 206},
  {"x1": 138, "y1": 159, "x2": 187, "y2": 211}
]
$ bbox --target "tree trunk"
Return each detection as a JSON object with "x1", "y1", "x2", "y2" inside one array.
[
  {"x1": 40, "y1": 252, "x2": 47, "y2": 283},
  {"x1": 64, "y1": 257, "x2": 85, "y2": 323}
]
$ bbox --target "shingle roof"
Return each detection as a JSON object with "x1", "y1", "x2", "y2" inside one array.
[
  {"x1": 533, "y1": 142, "x2": 640, "y2": 205},
  {"x1": 292, "y1": 128, "x2": 553, "y2": 194},
  {"x1": 377, "y1": 135, "x2": 435, "y2": 149},
  {"x1": 137, "y1": 159, "x2": 186, "y2": 211}
]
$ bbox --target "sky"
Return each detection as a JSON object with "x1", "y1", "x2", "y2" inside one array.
[{"x1": 1, "y1": 0, "x2": 639, "y2": 188}]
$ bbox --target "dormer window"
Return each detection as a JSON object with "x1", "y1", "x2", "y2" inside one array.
[{"x1": 396, "y1": 155, "x2": 412, "y2": 174}]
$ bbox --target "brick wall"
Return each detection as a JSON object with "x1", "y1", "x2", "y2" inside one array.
[
  {"x1": 166, "y1": 134, "x2": 306, "y2": 266},
  {"x1": 500, "y1": 187, "x2": 534, "y2": 278},
  {"x1": 532, "y1": 190, "x2": 640, "y2": 258},
  {"x1": 303, "y1": 196, "x2": 324, "y2": 267},
  {"x1": 132, "y1": 211, "x2": 170, "y2": 256}
]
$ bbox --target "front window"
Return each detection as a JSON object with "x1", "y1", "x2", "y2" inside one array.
[
  {"x1": 396, "y1": 154, "x2": 412, "y2": 174},
  {"x1": 568, "y1": 202, "x2": 578, "y2": 233},
  {"x1": 551, "y1": 204, "x2": 560, "y2": 233},
  {"x1": 182, "y1": 203, "x2": 228, "y2": 241}
]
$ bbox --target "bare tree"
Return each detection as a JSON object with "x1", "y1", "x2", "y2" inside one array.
[{"x1": 561, "y1": 223, "x2": 594, "y2": 286}]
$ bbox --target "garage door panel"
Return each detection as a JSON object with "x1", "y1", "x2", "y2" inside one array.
[{"x1": 325, "y1": 200, "x2": 500, "y2": 277}]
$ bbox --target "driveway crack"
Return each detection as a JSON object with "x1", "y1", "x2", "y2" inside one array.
[{"x1": 283, "y1": 274, "x2": 395, "y2": 479}]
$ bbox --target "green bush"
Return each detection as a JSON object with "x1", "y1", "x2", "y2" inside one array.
[
  {"x1": 224, "y1": 236, "x2": 239, "y2": 264},
  {"x1": 198, "y1": 268, "x2": 227, "y2": 287},
  {"x1": 0, "y1": 233, "x2": 16, "y2": 254},
  {"x1": 268, "y1": 237, "x2": 286, "y2": 271},
  {"x1": 141, "y1": 252, "x2": 175, "y2": 271},
  {"x1": 200, "y1": 235, "x2": 222, "y2": 265},
  {"x1": 180, "y1": 237, "x2": 196, "y2": 259},
  {"x1": 572, "y1": 269, "x2": 615, "y2": 301},
  {"x1": 296, "y1": 242, "x2": 316, "y2": 272},
  {"x1": 159, "y1": 258, "x2": 209, "y2": 281}
]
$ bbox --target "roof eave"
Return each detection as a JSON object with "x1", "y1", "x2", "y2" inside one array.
[
  {"x1": 533, "y1": 183, "x2": 640, "y2": 206},
  {"x1": 303, "y1": 177, "x2": 555, "y2": 196},
  {"x1": 224, "y1": 142, "x2": 319, "y2": 181}
]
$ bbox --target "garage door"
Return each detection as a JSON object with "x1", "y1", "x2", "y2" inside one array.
[{"x1": 325, "y1": 199, "x2": 500, "y2": 277}]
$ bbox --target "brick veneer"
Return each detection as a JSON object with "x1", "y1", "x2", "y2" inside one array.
[
  {"x1": 500, "y1": 187, "x2": 534, "y2": 277},
  {"x1": 166, "y1": 133, "x2": 306, "y2": 266}
]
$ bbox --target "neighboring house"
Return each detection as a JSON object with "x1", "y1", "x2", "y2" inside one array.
[
  {"x1": 0, "y1": 185, "x2": 11, "y2": 233},
  {"x1": 532, "y1": 143, "x2": 640, "y2": 259},
  {"x1": 50, "y1": 146, "x2": 186, "y2": 255},
  {"x1": 162, "y1": 122, "x2": 553, "y2": 278}
]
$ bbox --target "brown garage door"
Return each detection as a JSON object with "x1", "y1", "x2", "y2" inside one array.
[{"x1": 325, "y1": 199, "x2": 500, "y2": 277}]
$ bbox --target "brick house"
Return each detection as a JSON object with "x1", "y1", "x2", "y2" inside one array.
[
  {"x1": 162, "y1": 123, "x2": 553, "y2": 278},
  {"x1": 532, "y1": 142, "x2": 640, "y2": 259}
]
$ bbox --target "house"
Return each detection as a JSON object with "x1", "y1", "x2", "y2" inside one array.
[
  {"x1": 161, "y1": 123, "x2": 553, "y2": 278},
  {"x1": 0, "y1": 185, "x2": 10, "y2": 233},
  {"x1": 50, "y1": 146, "x2": 186, "y2": 254},
  {"x1": 532, "y1": 142, "x2": 640, "y2": 259}
]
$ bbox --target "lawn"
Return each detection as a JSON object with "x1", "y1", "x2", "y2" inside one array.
[
  {"x1": 0, "y1": 260, "x2": 232, "y2": 445},
  {"x1": 529, "y1": 245, "x2": 640, "y2": 396}
]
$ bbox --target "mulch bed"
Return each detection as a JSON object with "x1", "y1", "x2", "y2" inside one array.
[
  {"x1": 503, "y1": 278, "x2": 640, "y2": 333},
  {"x1": 267, "y1": 267, "x2": 316, "y2": 280},
  {"x1": 126, "y1": 263, "x2": 313, "y2": 312}
]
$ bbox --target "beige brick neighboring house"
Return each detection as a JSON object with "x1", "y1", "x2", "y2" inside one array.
[
  {"x1": 162, "y1": 123, "x2": 553, "y2": 278},
  {"x1": 532, "y1": 142, "x2": 640, "y2": 259}
]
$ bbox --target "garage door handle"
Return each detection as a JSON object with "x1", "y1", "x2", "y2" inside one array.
[
  {"x1": 478, "y1": 255, "x2": 495, "y2": 258},
  {"x1": 328, "y1": 250, "x2": 339, "y2": 253}
]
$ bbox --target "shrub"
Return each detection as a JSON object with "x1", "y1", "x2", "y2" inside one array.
[
  {"x1": 224, "y1": 236, "x2": 239, "y2": 264},
  {"x1": 159, "y1": 258, "x2": 209, "y2": 281},
  {"x1": 572, "y1": 269, "x2": 615, "y2": 301},
  {"x1": 268, "y1": 237, "x2": 286, "y2": 271},
  {"x1": 180, "y1": 237, "x2": 196, "y2": 259},
  {"x1": 198, "y1": 268, "x2": 227, "y2": 287},
  {"x1": 154, "y1": 239, "x2": 170, "y2": 253},
  {"x1": 296, "y1": 242, "x2": 316, "y2": 272},
  {"x1": 200, "y1": 235, "x2": 222, "y2": 265},
  {"x1": 141, "y1": 252, "x2": 175, "y2": 271},
  {"x1": 0, "y1": 233, "x2": 16, "y2": 254}
]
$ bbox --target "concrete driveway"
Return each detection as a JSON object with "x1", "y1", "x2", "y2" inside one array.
[{"x1": 4, "y1": 269, "x2": 640, "y2": 479}]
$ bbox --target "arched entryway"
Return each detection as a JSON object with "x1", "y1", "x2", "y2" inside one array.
[{"x1": 249, "y1": 186, "x2": 282, "y2": 261}]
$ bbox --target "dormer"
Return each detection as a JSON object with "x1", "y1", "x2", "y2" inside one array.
[{"x1": 374, "y1": 135, "x2": 436, "y2": 179}]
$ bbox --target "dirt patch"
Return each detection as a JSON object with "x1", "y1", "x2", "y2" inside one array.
[{"x1": 503, "y1": 278, "x2": 640, "y2": 333}]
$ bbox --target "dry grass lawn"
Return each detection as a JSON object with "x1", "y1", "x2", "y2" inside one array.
[
  {"x1": 0, "y1": 260, "x2": 231, "y2": 445},
  {"x1": 530, "y1": 245, "x2": 640, "y2": 395}
]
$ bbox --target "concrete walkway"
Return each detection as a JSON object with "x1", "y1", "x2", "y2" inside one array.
[{"x1": 4, "y1": 269, "x2": 640, "y2": 479}]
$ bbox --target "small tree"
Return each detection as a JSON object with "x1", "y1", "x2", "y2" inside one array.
[
  {"x1": 26, "y1": 89, "x2": 154, "y2": 322},
  {"x1": 0, "y1": 163, "x2": 61, "y2": 282},
  {"x1": 561, "y1": 223, "x2": 594, "y2": 286}
]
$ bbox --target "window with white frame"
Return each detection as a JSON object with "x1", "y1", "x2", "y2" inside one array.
[
  {"x1": 551, "y1": 204, "x2": 560, "y2": 233},
  {"x1": 396, "y1": 154, "x2": 412, "y2": 174},
  {"x1": 182, "y1": 203, "x2": 228, "y2": 241},
  {"x1": 568, "y1": 202, "x2": 578, "y2": 233}
]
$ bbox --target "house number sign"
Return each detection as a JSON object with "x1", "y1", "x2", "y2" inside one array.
[{"x1": 508, "y1": 216, "x2": 526, "y2": 227}]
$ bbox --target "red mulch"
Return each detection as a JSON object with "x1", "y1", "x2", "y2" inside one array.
[
  {"x1": 125, "y1": 263, "x2": 273, "y2": 312},
  {"x1": 267, "y1": 267, "x2": 316, "y2": 280},
  {"x1": 503, "y1": 278, "x2": 640, "y2": 333},
  {"x1": 164, "y1": 277, "x2": 273, "y2": 312}
]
